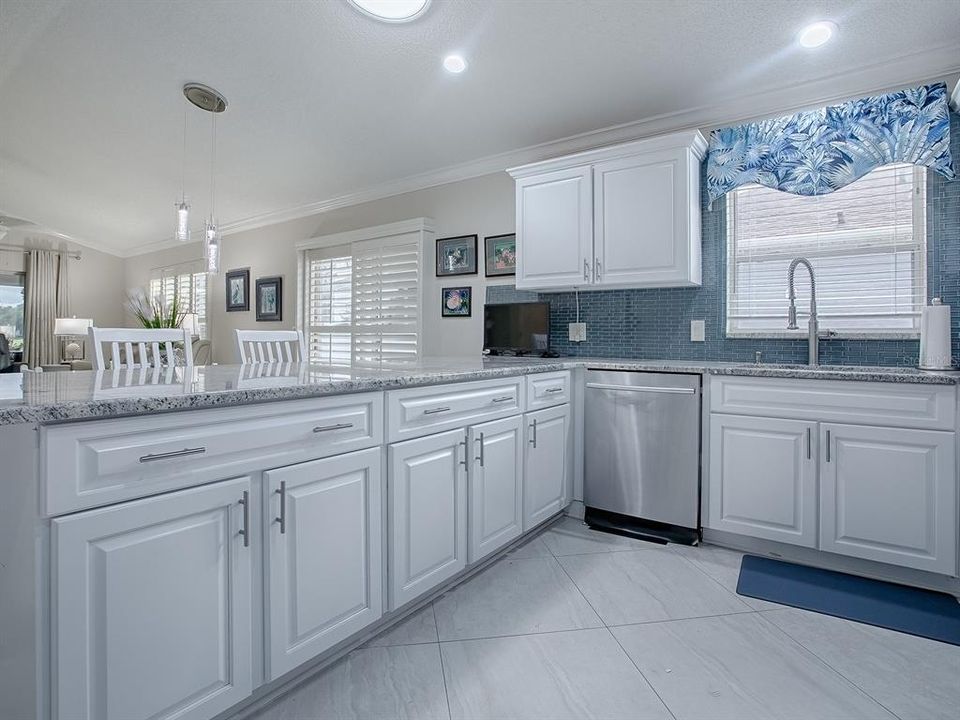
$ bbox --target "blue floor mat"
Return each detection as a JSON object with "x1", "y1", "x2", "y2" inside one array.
[{"x1": 737, "y1": 555, "x2": 960, "y2": 646}]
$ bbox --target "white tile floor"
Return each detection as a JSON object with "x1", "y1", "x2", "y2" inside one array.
[{"x1": 248, "y1": 516, "x2": 960, "y2": 720}]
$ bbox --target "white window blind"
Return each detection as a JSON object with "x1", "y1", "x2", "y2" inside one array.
[
  {"x1": 304, "y1": 235, "x2": 420, "y2": 367},
  {"x1": 726, "y1": 163, "x2": 926, "y2": 336},
  {"x1": 148, "y1": 268, "x2": 208, "y2": 338}
]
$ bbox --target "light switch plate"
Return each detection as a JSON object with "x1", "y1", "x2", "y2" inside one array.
[
  {"x1": 569, "y1": 322, "x2": 587, "y2": 342},
  {"x1": 690, "y1": 320, "x2": 705, "y2": 342}
]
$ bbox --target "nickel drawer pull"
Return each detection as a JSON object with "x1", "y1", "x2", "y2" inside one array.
[
  {"x1": 275, "y1": 481, "x2": 287, "y2": 534},
  {"x1": 529, "y1": 419, "x2": 538, "y2": 448},
  {"x1": 139, "y1": 446, "x2": 206, "y2": 463},
  {"x1": 423, "y1": 406, "x2": 451, "y2": 415},
  {"x1": 313, "y1": 422, "x2": 354, "y2": 433},
  {"x1": 544, "y1": 387, "x2": 564, "y2": 394},
  {"x1": 239, "y1": 491, "x2": 250, "y2": 548},
  {"x1": 491, "y1": 395, "x2": 514, "y2": 403}
]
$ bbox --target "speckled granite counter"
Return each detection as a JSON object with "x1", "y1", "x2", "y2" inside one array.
[{"x1": 1, "y1": 357, "x2": 958, "y2": 426}]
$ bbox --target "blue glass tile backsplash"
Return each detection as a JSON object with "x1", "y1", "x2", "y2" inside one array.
[{"x1": 487, "y1": 113, "x2": 959, "y2": 367}]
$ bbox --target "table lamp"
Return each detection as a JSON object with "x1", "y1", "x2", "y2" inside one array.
[{"x1": 54, "y1": 317, "x2": 93, "y2": 361}]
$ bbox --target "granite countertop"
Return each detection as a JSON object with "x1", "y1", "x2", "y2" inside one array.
[{"x1": 1, "y1": 357, "x2": 958, "y2": 426}]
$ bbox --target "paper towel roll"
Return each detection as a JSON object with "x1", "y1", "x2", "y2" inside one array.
[{"x1": 920, "y1": 298, "x2": 952, "y2": 370}]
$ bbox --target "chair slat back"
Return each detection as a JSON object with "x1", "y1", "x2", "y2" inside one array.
[
  {"x1": 88, "y1": 327, "x2": 194, "y2": 370},
  {"x1": 235, "y1": 330, "x2": 306, "y2": 364}
]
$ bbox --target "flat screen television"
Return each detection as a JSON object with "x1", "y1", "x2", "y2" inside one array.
[{"x1": 484, "y1": 302, "x2": 551, "y2": 355}]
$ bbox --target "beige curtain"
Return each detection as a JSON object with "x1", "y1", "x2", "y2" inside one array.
[{"x1": 24, "y1": 249, "x2": 70, "y2": 367}]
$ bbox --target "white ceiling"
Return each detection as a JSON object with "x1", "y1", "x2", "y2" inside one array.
[{"x1": 1, "y1": 0, "x2": 958, "y2": 257}]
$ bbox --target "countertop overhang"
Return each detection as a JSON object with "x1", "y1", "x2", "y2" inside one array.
[{"x1": 2, "y1": 357, "x2": 958, "y2": 426}]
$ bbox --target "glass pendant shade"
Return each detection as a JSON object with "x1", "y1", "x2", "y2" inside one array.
[
  {"x1": 204, "y1": 217, "x2": 220, "y2": 274},
  {"x1": 175, "y1": 197, "x2": 191, "y2": 242}
]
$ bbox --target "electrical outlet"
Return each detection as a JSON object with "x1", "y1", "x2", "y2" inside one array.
[
  {"x1": 690, "y1": 320, "x2": 705, "y2": 342},
  {"x1": 569, "y1": 322, "x2": 587, "y2": 342}
]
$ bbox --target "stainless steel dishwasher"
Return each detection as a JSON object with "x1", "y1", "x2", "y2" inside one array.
[{"x1": 584, "y1": 369, "x2": 701, "y2": 544}]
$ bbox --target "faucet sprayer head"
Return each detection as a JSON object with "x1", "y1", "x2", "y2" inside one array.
[{"x1": 787, "y1": 303, "x2": 798, "y2": 330}]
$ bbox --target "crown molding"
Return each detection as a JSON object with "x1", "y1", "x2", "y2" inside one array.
[
  {"x1": 296, "y1": 217, "x2": 435, "y2": 250},
  {"x1": 119, "y1": 44, "x2": 960, "y2": 259}
]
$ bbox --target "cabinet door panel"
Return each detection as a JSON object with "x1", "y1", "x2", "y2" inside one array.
[
  {"x1": 389, "y1": 430, "x2": 467, "y2": 609},
  {"x1": 593, "y1": 151, "x2": 699, "y2": 287},
  {"x1": 820, "y1": 424, "x2": 956, "y2": 574},
  {"x1": 524, "y1": 405, "x2": 571, "y2": 530},
  {"x1": 52, "y1": 477, "x2": 253, "y2": 720},
  {"x1": 708, "y1": 414, "x2": 817, "y2": 547},
  {"x1": 468, "y1": 416, "x2": 523, "y2": 563},
  {"x1": 266, "y1": 448, "x2": 383, "y2": 679},
  {"x1": 515, "y1": 167, "x2": 592, "y2": 289}
]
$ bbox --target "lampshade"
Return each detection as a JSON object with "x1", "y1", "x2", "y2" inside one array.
[{"x1": 54, "y1": 317, "x2": 93, "y2": 336}]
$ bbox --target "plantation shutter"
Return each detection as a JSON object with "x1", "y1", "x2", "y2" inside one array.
[
  {"x1": 303, "y1": 234, "x2": 420, "y2": 367},
  {"x1": 147, "y1": 265, "x2": 208, "y2": 338},
  {"x1": 726, "y1": 163, "x2": 926, "y2": 336}
]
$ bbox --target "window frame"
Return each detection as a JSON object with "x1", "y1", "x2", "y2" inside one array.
[
  {"x1": 0, "y1": 271, "x2": 26, "y2": 354},
  {"x1": 724, "y1": 164, "x2": 927, "y2": 340}
]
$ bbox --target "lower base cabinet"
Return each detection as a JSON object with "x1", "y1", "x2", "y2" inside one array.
[
  {"x1": 388, "y1": 429, "x2": 467, "y2": 609},
  {"x1": 708, "y1": 414, "x2": 818, "y2": 548},
  {"x1": 820, "y1": 423, "x2": 956, "y2": 575},
  {"x1": 468, "y1": 415, "x2": 524, "y2": 563},
  {"x1": 265, "y1": 448, "x2": 383, "y2": 679},
  {"x1": 523, "y1": 404, "x2": 571, "y2": 530},
  {"x1": 52, "y1": 477, "x2": 254, "y2": 720}
]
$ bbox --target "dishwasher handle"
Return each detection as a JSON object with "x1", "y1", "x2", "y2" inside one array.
[{"x1": 585, "y1": 382, "x2": 697, "y2": 395}]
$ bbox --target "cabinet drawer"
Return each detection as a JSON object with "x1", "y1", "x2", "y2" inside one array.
[
  {"x1": 710, "y1": 376, "x2": 956, "y2": 431},
  {"x1": 42, "y1": 393, "x2": 383, "y2": 516},
  {"x1": 386, "y1": 377, "x2": 524, "y2": 442},
  {"x1": 526, "y1": 371, "x2": 571, "y2": 410}
]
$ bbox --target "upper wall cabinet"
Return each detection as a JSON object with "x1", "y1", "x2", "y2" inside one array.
[{"x1": 508, "y1": 130, "x2": 707, "y2": 291}]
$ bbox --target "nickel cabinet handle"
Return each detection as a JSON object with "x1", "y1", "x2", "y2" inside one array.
[
  {"x1": 584, "y1": 259, "x2": 590, "y2": 282},
  {"x1": 275, "y1": 481, "x2": 287, "y2": 534},
  {"x1": 423, "y1": 406, "x2": 451, "y2": 415},
  {"x1": 459, "y1": 438, "x2": 468, "y2": 468},
  {"x1": 475, "y1": 433, "x2": 485, "y2": 467},
  {"x1": 239, "y1": 491, "x2": 250, "y2": 548},
  {"x1": 825, "y1": 430, "x2": 832, "y2": 463},
  {"x1": 544, "y1": 387, "x2": 564, "y2": 394},
  {"x1": 313, "y1": 422, "x2": 354, "y2": 433},
  {"x1": 491, "y1": 395, "x2": 513, "y2": 404},
  {"x1": 595, "y1": 257, "x2": 602, "y2": 281},
  {"x1": 529, "y1": 419, "x2": 538, "y2": 448},
  {"x1": 139, "y1": 446, "x2": 206, "y2": 463},
  {"x1": 806, "y1": 427, "x2": 811, "y2": 460}
]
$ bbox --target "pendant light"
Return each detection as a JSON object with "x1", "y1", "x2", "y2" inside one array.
[
  {"x1": 183, "y1": 82, "x2": 227, "y2": 274},
  {"x1": 174, "y1": 105, "x2": 190, "y2": 242}
]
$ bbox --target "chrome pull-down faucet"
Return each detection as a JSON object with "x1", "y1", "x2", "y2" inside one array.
[{"x1": 787, "y1": 257, "x2": 819, "y2": 366}]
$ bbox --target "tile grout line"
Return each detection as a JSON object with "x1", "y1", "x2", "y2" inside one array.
[
  {"x1": 551, "y1": 546, "x2": 678, "y2": 720},
  {"x1": 754, "y1": 611, "x2": 906, "y2": 720},
  {"x1": 431, "y1": 603, "x2": 455, "y2": 720},
  {"x1": 663, "y1": 546, "x2": 759, "y2": 612}
]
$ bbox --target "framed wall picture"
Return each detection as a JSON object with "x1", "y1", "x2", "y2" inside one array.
[
  {"x1": 255, "y1": 276, "x2": 283, "y2": 321},
  {"x1": 441, "y1": 286, "x2": 472, "y2": 317},
  {"x1": 484, "y1": 233, "x2": 516, "y2": 277},
  {"x1": 436, "y1": 234, "x2": 478, "y2": 276},
  {"x1": 225, "y1": 268, "x2": 250, "y2": 311}
]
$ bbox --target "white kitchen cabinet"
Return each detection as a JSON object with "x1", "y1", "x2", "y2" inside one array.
[
  {"x1": 265, "y1": 448, "x2": 383, "y2": 679},
  {"x1": 523, "y1": 404, "x2": 571, "y2": 530},
  {"x1": 820, "y1": 423, "x2": 957, "y2": 575},
  {"x1": 52, "y1": 477, "x2": 254, "y2": 720},
  {"x1": 709, "y1": 414, "x2": 818, "y2": 548},
  {"x1": 514, "y1": 166, "x2": 593, "y2": 289},
  {"x1": 593, "y1": 150, "x2": 701, "y2": 287},
  {"x1": 509, "y1": 130, "x2": 706, "y2": 291},
  {"x1": 467, "y1": 415, "x2": 524, "y2": 563},
  {"x1": 388, "y1": 429, "x2": 467, "y2": 609}
]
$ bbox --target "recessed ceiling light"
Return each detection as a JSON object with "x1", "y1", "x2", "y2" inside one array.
[
  {"x1": 443, "y1": 54, "x2": 467, "y2": 74},
  {"x1": 797, "y1": 21, "x2": 837, "y2": 49},
  {"x1": 348, "y1": 0, "x2": 430, "y2": 23}
]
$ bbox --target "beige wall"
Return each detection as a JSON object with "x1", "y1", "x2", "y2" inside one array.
[
  {"x1": 124, "y1": 172, "x2": 517, "y2": 364},
  {"x1": 0, "y1": 236, "x2": 126, "y2": 326}
]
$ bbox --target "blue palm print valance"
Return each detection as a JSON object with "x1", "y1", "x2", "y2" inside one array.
[{"x1": 706, "y1": 83, "x2": 955, "y2": 205}]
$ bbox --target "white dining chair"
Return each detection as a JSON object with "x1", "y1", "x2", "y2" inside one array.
[
  {"x1": 88, "y1": 327, "x2": 194, "y2": 370},
  {"x1": 235, "y1": 329, "x2": 307, "y2": 363}
]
